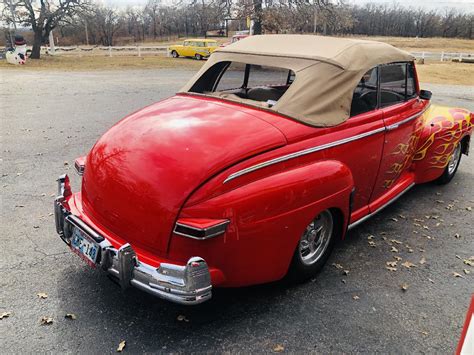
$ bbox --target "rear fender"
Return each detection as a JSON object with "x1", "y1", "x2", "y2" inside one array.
[
  {"x1": 168, "y1": 160, "x2": 354, "y2": 287},
  {"x1": 413, "y1": 105, "x2": 472, "y2": 184}
]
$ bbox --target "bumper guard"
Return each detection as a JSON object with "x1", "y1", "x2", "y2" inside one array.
[{"x1": 55, "y1": 178, "x2": 212, "y2": 305}]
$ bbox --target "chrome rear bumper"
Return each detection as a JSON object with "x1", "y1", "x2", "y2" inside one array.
[{"x1": 54, "y1": 183, "x2": 212, "y2": 305}]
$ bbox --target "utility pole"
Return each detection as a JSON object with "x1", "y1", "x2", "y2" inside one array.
[
  {"x1": 85, "y1": 21, "x2": 89, "y2": 45},
  {"x1": 49, "y1": 30, "x2": 55, "y2": 54},
  {"x1": 313, "y1": 8, "x2": 318, "y2": 33}
]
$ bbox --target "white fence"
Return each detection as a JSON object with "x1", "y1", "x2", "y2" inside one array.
[
  {"x1": 40, "y1": 45, "x2": 474, "y2": 62},
  {"x1": 42, "y1": 45, "x2": 170, "y2": 57},
  {"x1": 411, "y1": 51, "x2": 474, "y2": 62}
]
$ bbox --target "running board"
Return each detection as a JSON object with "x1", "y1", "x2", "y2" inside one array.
[{"x1": 348, "y1": 182, "x2": 415, "y2": 230}]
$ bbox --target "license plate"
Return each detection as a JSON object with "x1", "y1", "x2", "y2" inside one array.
[{"x1": 70, "y1": 227, "x2": 99, "y2": 267}]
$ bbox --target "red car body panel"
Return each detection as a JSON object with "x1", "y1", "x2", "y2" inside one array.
[
  {"x1": 60, "y1": 63, "x2": 472, "y2": 289},
  {"x1": 81, "y1": 96, "x2": 286, "y2": 256}
]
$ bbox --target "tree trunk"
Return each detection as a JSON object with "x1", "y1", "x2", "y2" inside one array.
[
  {"x1": 30, "y1": 29, "x2": 43, "y2": 59},
  {"x1": 253, "y1": 0, "x2": 263, "y2": 34}
]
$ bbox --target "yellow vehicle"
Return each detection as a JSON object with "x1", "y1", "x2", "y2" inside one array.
[{"x1": 169, "y1": 39, "x2": 218, "y2": 60}]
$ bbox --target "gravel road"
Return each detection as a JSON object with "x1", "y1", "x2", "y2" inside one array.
[{"x1": 1, "y1": 69, "x2": 473, "y2": 353}]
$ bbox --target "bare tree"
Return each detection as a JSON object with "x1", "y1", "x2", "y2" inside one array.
[{"x1": 2, "y1": 0, "x2": 89, "y2": 58}]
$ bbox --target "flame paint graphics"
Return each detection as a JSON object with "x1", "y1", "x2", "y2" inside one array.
[
  {"x1": 383, "y1": 119, "x2": 424, "y2": 189},
  {"x1": 413, "y1": 106, "x2": 471, "y2": 168},
  {"x1": 383, "y1": 106, "x2": 471, "y2": 189}
]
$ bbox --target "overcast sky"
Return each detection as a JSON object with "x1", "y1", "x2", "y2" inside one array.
[{"x1": 104, "y1": 0, "x2": 474, "y2": 12}]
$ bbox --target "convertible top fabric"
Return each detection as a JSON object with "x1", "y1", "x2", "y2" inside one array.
[{"x1": 179, "y1": 35, "x2": 414, "y2": 127}]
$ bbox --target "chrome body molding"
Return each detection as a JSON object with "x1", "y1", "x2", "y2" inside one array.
[
  {"x1": 348, "y1": 182, "x2": 415, "y2": 230},
  {"x1": 386, "y1": 103, "x2": 431, "y2": 131},
  {"x1": 223, "y1": 126, "x2": 386, "y2": 183},
  {"x1": 54, "y1": 190, "x2": 212, "y2": 304},
  {"x1": 224, "y1": 104, "x2": 431, "y2": 184}
]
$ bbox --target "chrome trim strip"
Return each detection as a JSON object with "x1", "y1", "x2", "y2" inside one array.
[
  {"x1": 348, "y1": 182, "x2": 415, "y2": 230},
  {"x1": 386, "y1": 103, "x2": 431, "y2": 131},
  {"x1": 173, "y1": 220, "x2": 230, "y2": 240},
  {"x1": 223, "y1": 126, "x2": 386, "y2": 183},
  {"x1": 66, "y1": 214, "x2": 104, "y2": 242}
]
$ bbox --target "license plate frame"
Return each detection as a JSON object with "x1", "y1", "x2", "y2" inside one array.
[{"x1": 70, "y1": 226, "x2": 100, "y2": 267}]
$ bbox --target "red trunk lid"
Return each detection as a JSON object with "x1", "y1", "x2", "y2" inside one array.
[{"x1": 81, "y1": 96, "x2": 286, "y2": 255}]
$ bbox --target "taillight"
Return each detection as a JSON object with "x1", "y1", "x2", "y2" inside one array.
[
  {"x1": 173, "y1": 218, "x2": 230, "y2": 240},
  {"x1": 74, "y1": 156, "x2": 86, "y2": 176}
]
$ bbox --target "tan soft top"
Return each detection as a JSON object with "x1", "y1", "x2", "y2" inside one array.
[{"x1": 180, "y1": 35, "x2": 414, "y2": 127}]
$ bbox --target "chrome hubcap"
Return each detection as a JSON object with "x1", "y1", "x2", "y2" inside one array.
[
  {"x1": 299, "y1": 210, "x2": 333, "y2": 266},
  {"x1": 447, "y1": 144, "x2": 461, "y2": 175}
]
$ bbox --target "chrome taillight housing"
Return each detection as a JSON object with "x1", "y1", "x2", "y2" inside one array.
[{"x1": 173, "y1": 218, "x2": 230, "y2": 240}]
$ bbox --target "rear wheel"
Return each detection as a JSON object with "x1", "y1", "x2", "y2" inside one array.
[
  {"x1": 171, "y1": 50, "x2": 179, "y2": 58},
  {"x1": 195, "y1": 53, "x2": 202, "y2": 60},
  {"x1": 435, "y1": 142, "x2": 462, "y2": 184},
  {"x1": 287, "y1": 209, "x2": 338, "y2": 283}
]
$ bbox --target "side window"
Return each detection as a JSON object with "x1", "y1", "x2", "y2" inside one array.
[
  {"x1": 350, "y1": 67, "x2": 378, "y2": 117},
  {"x1": 215, "y1": 62, "x2": 246, "y2": 91},
  {"x1": 380, "y1": 63, "x2": 411, "y2": 107},
  {"x1": 183, "y1": 41, "x2": 189, "y2": 47},
  {"x1": 406, "y1": 63, "x2": 416, "y2": 98},
  {"x1": 247, "y1": 65, "x2": 292, "y2": 88}
]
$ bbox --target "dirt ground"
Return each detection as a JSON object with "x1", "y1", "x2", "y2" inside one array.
[{"x1": 0, "y1": 68, "x2": 473, "y2": 353}]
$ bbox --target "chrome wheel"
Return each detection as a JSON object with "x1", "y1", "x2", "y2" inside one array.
[
  {"x1": 447, "y1": 143, "x2": 462, "y2": 175},
  {"x1": 299, "y1": 210, "x2": 334, "y2": 266}
]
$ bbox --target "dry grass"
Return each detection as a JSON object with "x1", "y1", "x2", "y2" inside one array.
[
  {"x1": 343, "y1": 35, "x2": 474, "y2": 53},
  {"x1": 416, "y1": 61, "x2": 474, "y2": 86},
  {"x1": 0, "y1": 55, "x2": 204, "y2": 71}
]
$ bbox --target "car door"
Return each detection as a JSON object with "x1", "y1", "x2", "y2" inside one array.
[
  {"x1": 343, "y1": 66, "x2": 386, "y2": 223},
  {"x1": 178, "y1": 41, "x2": 189, "y2": 57},
  {"x1": 369, "y1": 62, "x2": 426, "y2": 211}
]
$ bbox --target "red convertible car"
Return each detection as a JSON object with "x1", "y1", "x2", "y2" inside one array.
[{"x1": 55, "y1": 35, "x2": 472, "y2": 304}]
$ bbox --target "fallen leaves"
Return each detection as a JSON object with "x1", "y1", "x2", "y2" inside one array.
[
  {"x1": 65, "y1": 313, "x2": 77, "y2": 320},
  {"x1": 401, "y1": 283, "x2": 409, "y2": 291},
  {"x1": 1, "y1": 312, "x2": 11, "y2": 320},
  {"x1": 386, "y1": 261, "x2": 397, "y2": 268},
  {"x1": 394, "y1": 256, "x2": 402, "y2": 261},
  {"x1": 390, "y1": 239, "x2": 402, "y2": 245},
  {"x1": 454, "y1": 233, "x2": 461, "y2": 239},
  {"x1": 117, "y1": 340, "x2": 126, "y2": 352},
  {"x1": 368, "y1": 241, "x2": 376, "y2": 247},
  {"x1": 390, "y1": 246, "x2": 399, "y2": 253},
  {"x1": 464, "y1": 258, "x2": 474, "y2": 267},
  {"x1": 467, "y1": 207, "x2": 472, "y2": 211},
  {"x1": 452, "y1": 272, "x2": 465, "y2": 279},
  {"x1": 463, "y1": 269, "x2": 471, "y2": 275},
  {"x1": 177, "y1": 315, "x2": 189, "y2": 322},
  {"x1": 37, "y1": 292, "x2": 48, "y2": 299},
  {"x1": 352, "y1": 295, "x2": 360, "y2": 300},
  {"x1": 332, "y1": 263, "x2": 343, "y2": 269},
  {"x1": 386, "y1": 266, "x2": 397, "y2": 272},
  {"x1": 40, "y1": 317, "x2": 53, "y2": 325},
  {"x1": 401, "y1": 261, "x2": 416, "y2": 269},
  {"x1": 419, "y1": 257, "x2": 426, "y2": 265},
  {"x1": 273, "y1": 344, "x2": 285, "y2": 352}
]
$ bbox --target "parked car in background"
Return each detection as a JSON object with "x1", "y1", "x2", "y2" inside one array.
[
  {"x1": 169, "y1": 39, "x2": 218, "y2": 60},
  {"x1": 55, "y1": 35, "x2": 472, "y2": 305},
  {"x1": 220, "y1": 34, "x2": 249, "y2": 47}
]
